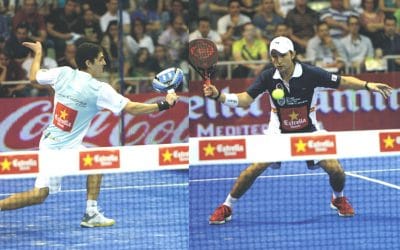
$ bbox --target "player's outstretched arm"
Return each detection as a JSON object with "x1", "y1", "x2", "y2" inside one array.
[
  {"x1": 203, "y1": 82, "x2": 254, "y2": 108},
  {"x1": 22, "y1": 41, "x2": 42, "y2": 84},
  {"x1": 340, "y1": 76, "x2": 393, "y2": 99},
  {"x1": 123, "y1": 92, "x2": 179, "y2": 115}
]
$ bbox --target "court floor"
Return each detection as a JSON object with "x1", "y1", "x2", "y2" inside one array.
[
  {"x1": 0, "y1": 170, "x2": 188, "y2": 250},
  {"x1": 189, "y1": 156, "x2": 400, "y2": 250}
]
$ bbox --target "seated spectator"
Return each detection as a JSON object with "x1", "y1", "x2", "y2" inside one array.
[
  {"x1": 285, "y1": 0, "x2": 319, "y2": 55},
  {"x1": 320, "y1": 0, "x2": 359, "y2": 39},
  {"x1": 4, "y1": 23, "x2": 34, "y2": 64},
  {"x1": 129, "y1": 47, "x2": 157, "y2": 77},
  {"x1": 252, "y1": 0, "x2": 284, "y2": 42},
  {"x1": 81, "y1": 0, "x2": 107, "y2": 21},
  {"x1": 204, "y1": 0, "x2": 229, "y2": 29},
  {"x1": 152, "y1": 44, "x2": 175, "y2": 73},
  {"x1": 359, "y1": 0, "x2": 385, "y2": 47},
  {"x1": 189, "y1": 17, "x2": 224, "y2": 55},
  {"x1": 218, "y1": 0, "x2": 251, "y2": 58},
  {"x1": 12, "y1": 0, "x2": 47, "y2": 43},
  {"x1": 232, "y1": 23, "x2": 268, "y2": 78},
  {"x1": 306, "y1": 21, "x2": 345, "y2": 72},
  {"x1": 160, "y1": 0, "x2": 189, "y2": 29},
  {"x1": 337, "y1": 15, "x2": 374, "y2": 72},
  {"x1": 240, "y1": 0, "x2": 258, "y2": 19},
  {"x1": 46, "y1": 0, "x2": 80, "y2": 59},
  {"x1": 57, "y1": 42, "x2": 77, "y2": 68},
  {"x1": 130, "y1": 0, "x2": 161, "y2": 41},
  {"x1": 0, "y1": 50, "x2": 28, "y2": 98},
  {"x1": 100, "y1": 0, "x2": 130, "y2": 34},
  {"x1": 126, "y1": 18, "x2": 155, "y2": 57},
  {"x1": 158, "y1": 15, "x2": 188, "y2": 63},
  {"x1": 71, "y1": 8, "x2": 102, "y2": 43},
  {"x1": 100, "y1": 20, "x2": 130, "y2": 75},
  {"x1": 375, "y1": 15, "x2": 400, "y2": 71}
]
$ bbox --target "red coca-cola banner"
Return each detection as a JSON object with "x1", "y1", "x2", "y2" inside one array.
[
  {"x1": 190, "y1": 72, "x2": 400, "y2": 137},
  {"x1": 0, "y1": 93, "x2": 189, "y2": 152}
]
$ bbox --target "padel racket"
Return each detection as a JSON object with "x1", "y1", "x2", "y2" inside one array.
[{"x1": 188, "y1": 38, "x2": 218, "y2": 85}]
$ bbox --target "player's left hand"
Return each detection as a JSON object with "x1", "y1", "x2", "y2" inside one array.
[
  {"x1": 22, "y1": 41, "x2": 42, "y2": 55},
  {"x1": 368, "y1": 82, "x2": 393, "y2": 99},
  {"x1": 165, "y1": 92, "x2": 179, "y2": 107}
]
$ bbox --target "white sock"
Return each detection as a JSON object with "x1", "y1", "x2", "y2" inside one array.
[
  {"x1": 223, "y1": 194, "x2": 237, "y2": 208},
  {"x1": 332, "y1": 191, "x2": 344, "y2": 199},
  {"x1": 86, "y1": 200, "x2": 98, "y2": 214}
]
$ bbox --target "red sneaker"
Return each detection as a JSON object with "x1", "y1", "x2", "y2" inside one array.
[
  {"x1": 331, "y1": 196, "x2": 355, "y2": 217},
  {"x1": 209, "y1": 204, "x2": 232, "y2": 225}
]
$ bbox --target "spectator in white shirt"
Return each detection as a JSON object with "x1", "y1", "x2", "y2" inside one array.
[{"x1": 100, "y1": 0, "x2": 131, "y2": 34}]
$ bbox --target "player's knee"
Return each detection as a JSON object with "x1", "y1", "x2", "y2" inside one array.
[
  {"x1": 33, "y1": 188, "x2": 49, "y2": 204},
  {"x1": 324, "y1": 161, "x2": 345, "y2": 177}
]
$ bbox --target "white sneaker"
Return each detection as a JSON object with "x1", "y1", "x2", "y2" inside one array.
[{"x1": 80, "y1": 210, "x2": 115, "y2": 228}]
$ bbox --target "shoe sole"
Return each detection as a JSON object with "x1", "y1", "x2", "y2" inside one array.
[
  {"x1": 209, "y1": 215, "x2": 232, "y2": 225},
  {"x1": 330, "y1": 203, "x2": 354, "y2": 217},
  {"x1": 80, "y1": 221, "x2": 116, "y2": 228}
]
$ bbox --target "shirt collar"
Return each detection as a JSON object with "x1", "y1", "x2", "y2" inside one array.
[{"x1": 272, "y1": 62, "x2": 303, "y2": 80}]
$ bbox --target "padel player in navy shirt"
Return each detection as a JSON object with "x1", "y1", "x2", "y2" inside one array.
[{"x1": 204, "y1": 36, "x2": 393, "y2": 224}]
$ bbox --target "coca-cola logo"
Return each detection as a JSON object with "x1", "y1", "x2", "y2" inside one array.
[{"x1": 0, "y1": 94, "x2": 189, "y2": 151}]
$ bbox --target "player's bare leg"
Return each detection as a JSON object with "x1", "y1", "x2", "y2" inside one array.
[
  {"x1": 209, "y1": 162, "x2": 272, "y2": 224},
  {"x1": 80, "y1": 174, "x2": 115, "y2": 228},
  {"x1": 0, "y1": 187, "x2": 49, "y2": 211},
  {"x1": 319, "y1": 159, "x2": 355, "y2": 217},
  {"x1": 230, "y1": 162, "x2": 272, "y2": 199}
]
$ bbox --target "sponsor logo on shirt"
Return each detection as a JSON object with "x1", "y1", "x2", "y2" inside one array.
[
  {"x1": 53, "y1": 102, "x2": 77, "y2": 132},
  {"x1": 379, "y1": 132, "x2": 400, "y2": 152},
  {"x1": 199, "y1": 139, "x2": 246, "y2": 160},
  {"x1": 291, "y1": 135, "x2": 337, "y2": 156},
  {"x1": 0, "y1": 154, "x2": 39, "y2": 174},
  {"x1": 280, "y1": 106, "x2": 309, "y2": 131},
  {"x1": 331, "y1": 74, "x2": 338, "y2": 82},
  {"x1": 79, "y1": 150, "x2": 120, "y2": 170}
]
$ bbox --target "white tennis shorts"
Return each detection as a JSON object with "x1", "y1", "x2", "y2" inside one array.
[{"x1": 35, "y1": 136, "x2": 85, "y2": 194}]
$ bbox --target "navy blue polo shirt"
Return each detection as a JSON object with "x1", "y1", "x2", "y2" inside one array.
[{"x1": 246, "y1": 62, "x2": 341, "y2": 133}]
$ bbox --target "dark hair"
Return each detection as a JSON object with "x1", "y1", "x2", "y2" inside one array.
[
  {"x1": 347, "y1": 15, "x2": 359, "y2": 24},
  {"x1": 384, "y1": 14, "x2": 397, "y2": 23},
  {"x1": 198, "y1": 16, "x2": 210, "y2": 24},
  {"x1": 75, "y1": 42, "x2": 103, "y2": 70},
  {"x1": 316, "y1": 21, "x2": 329, "y2": 29},
  {"x1": 361, "y1": 0, "x2": 378, "y2": 10},
  {"x1": 228, "y1": 0, "x2": 241, "y2": 7}
]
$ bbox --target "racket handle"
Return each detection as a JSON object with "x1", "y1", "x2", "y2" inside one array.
[{"x1": 204, "y1": 78, "x2": 211, "y2": 86}]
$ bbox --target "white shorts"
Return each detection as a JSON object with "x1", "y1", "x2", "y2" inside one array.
[{"x1": 35, "y1": 136, "x2": 85, "y2": 194}]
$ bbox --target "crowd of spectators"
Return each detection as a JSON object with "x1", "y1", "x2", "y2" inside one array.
[
  {"x1": 190, "y1": 0, "x2": 400, "y2": 78},
  {"x1": 0, "y1": 0, "x2": 189, "y2": 98}
]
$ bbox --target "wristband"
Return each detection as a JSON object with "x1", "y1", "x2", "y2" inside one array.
[
  {"x1": 365, "y1": 82, "x2": 370, "y2": 91},
  {"x1": 157, "y1": 100, "x2": 170, "y2": 111},
  {"x1": 211, "y1": 90, "x2": 221, "y2": 100},
  {"x1": 223, "y1": 93, "x2": 239, "y2": 108}
]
